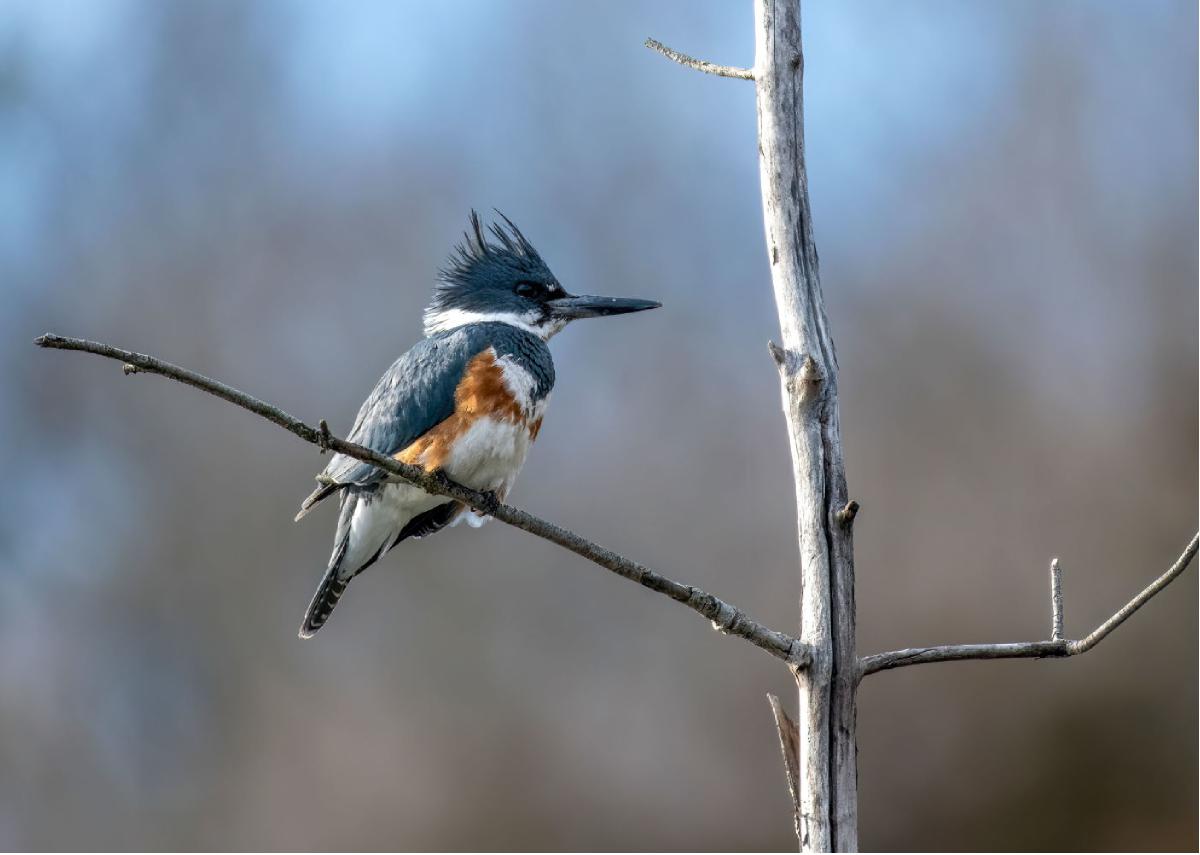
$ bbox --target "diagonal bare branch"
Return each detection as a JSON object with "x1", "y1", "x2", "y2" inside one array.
[
  {"x1": 1065, "y1": 535, "x2": 1197, "y2": 654},
  {"x1": 644, "y1": 38, "x2": 755, "y2": 80},
  {"x1": 35, "y1": 332, "x2": 810, "y2": 668},
  {"x1": 859, "y1": 534, "x2": 1198, "y2": 677}
]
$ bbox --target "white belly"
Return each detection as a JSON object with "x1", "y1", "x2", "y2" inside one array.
[
  {"x1": 445, "y1": 355, "x2": 548, "y2": 495},
  {"x1": 443, "y1": 415, "x2": 533, "y2": 495},
  {"x1": 340, "y1": 482, "x2": 445, "y2": 576},
  {"x1": 370, "y1": 355, "x2": 549, "y2": 540}
]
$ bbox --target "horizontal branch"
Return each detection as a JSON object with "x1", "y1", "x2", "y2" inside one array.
[
  {"x1": 859, "y1": 533, "x2": 1198, "y2": 677},
  {"x1": 35, "y1": 333, "x2": 810, "y2": 668},
  {"x1": 860, "y1": 641, "x2": 1069, "y2": 675},
  {"x1": 644, "y1": 38, "x2": 755, "y2": 80}
]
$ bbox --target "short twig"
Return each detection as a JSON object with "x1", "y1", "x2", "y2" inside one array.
[
  {"x1": 767, "y1": 340, "x2": 788, "y2": 369},
  {"x1": 644, "y1": 37, "x2": 755, "y2": 80},
  {"x1": 1050, "y1": 557, "x2": 1064, "y2": 642}
]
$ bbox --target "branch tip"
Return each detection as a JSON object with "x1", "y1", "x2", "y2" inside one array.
[
  {"x1": 644, "y1": 37, "x2": 754, "y2": 80},
  {"x1": 1066, "y1": 533, "x2": 1197, "y2": 655}
]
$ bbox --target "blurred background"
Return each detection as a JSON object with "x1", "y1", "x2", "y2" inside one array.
[{"x1": 1, "y1": 0, "x2": 1195, "y2": 850}]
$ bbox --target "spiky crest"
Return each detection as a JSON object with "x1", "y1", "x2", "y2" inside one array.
[{"x1": 436, "y1": 209, "x2": 544, "y2": 293}]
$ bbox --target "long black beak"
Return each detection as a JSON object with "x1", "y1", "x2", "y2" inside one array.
[{"x1": 547, "y1": 294, "x2": 662, "y2": 321}]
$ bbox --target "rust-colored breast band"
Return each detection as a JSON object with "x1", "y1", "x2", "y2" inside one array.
[{"x1": 394, "y1": 349, "x2": 533, "y2": 471}]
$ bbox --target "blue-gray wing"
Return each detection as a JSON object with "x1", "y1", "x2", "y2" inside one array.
[{"x1": 294, "y1": 327, "x2": 488, "y2": 518}]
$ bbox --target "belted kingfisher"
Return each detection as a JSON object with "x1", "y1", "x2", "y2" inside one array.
[{"x1": 294, "y1": 211, "x2": 660, "y2": 637}]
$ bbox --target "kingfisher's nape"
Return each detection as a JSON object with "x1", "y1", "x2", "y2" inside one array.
[
  {"x1": 295, "y1": 211, "x2": 660, "y2": 637},
  {"x1": 423, "y1": 210, "x2": 660, "y2": 340}
]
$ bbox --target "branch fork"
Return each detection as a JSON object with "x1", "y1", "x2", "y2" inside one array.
[
  {"x1": 768, "y1": 342, "x2": 825, "y2": 407},
  {"x1": 858, "y1": 537, "x2": 1199, "y2": 677}
]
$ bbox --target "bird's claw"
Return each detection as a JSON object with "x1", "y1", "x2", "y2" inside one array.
[{"x1": 476, "y1": 490, "x2": 502, "y2": 517}]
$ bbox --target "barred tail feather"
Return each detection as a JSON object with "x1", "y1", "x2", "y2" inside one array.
[
  {"x1": 299, "y1": 488, "x2": 401, "y2": 638},
  {"x1": 299, "y1": 568, "x2": 348, "y2": 639},
  {"x1": 298, "y1": 491, "x2": 357, "y2": 639}
]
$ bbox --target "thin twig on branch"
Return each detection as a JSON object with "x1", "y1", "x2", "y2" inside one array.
[
  {"x1": 1050, "y1": 557, "x2": 1064, "y2": 642},
  {"x1": 859, "y1": 534, "x2": 1198, "y2": 677},
  {"x1": 644, "y1": 38, "x2": 755, "y2": 80},
  {"x1": 34, "y1": 332, "x2": 811, "y2": 667}
]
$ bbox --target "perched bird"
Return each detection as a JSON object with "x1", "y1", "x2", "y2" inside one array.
[{"x1": 294, "y1": 212, "x2": 660, "y2": 637}]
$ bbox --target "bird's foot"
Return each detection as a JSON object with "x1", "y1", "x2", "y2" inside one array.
[
  {"x1": 475, "y1": 490, "x2": 502, "y2": 517},
  {"x1": 424, "y1": 469, "x2": 454, "y2": 493}
]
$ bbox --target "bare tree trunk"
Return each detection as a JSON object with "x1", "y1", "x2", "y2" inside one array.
[{"x1": 754, "y1": 1, "x2": 858, "y2": 850}]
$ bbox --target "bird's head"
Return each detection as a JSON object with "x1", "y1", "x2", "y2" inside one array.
[{"x1": 423, "y1": 211, "x2": 661, "y2": 340}]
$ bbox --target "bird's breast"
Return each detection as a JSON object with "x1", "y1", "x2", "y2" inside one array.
[{"x1": 395, "y1": 347, "x2": 549, "y2": 491}]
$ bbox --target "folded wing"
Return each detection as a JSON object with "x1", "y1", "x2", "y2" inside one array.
[{"x1": 294, "y1": 325, "x2": 491, "y2": 519}]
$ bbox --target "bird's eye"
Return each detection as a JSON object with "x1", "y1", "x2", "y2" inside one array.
[{"x1": 514, "y1": 281, "x2": 541, "y2": 298}]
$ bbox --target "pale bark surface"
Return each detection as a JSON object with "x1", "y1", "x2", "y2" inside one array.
[
  {"x1": 752, "y1": 0, "x2": 857, "y2": 849},
  {"x1": 860, "y1": 536, "x2": 1199, "y2": 676}
]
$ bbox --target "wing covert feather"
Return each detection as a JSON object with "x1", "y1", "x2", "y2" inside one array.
[{"x1": 318, "y1": 326, "x2": 487, "y2": 487}]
